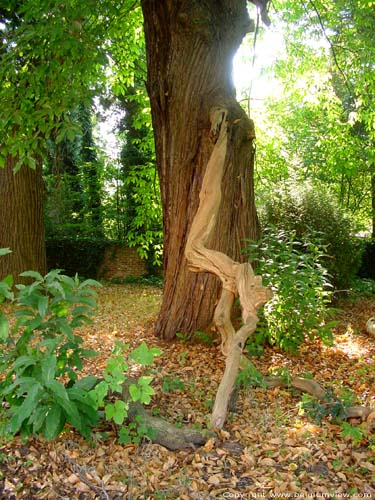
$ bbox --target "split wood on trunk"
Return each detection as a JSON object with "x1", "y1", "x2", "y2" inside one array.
[{"x1": 185, "y1": 107, "x2": 272, "y2": 429}]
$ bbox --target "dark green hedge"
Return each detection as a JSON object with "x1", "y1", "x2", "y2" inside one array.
[
  {"x1": 46, "y1": 237, "x2": 109, "y2": 278},
  {"x1": 358, "y1": 239, "x2": 375, "y2": 280}
]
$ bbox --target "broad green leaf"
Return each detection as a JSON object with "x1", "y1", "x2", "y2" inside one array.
[
  {"x1": 79, "y1": 349, "x2": 98, "y2": 358},
  {"x1": 73, "y1": 376, "x2": 98, "y2": 391},
  {"x1": 105, "y1": 400, "x2": 128, "y2": 425},
  {"x1": 136, "y1": 377, "x2": 155, "y2": 405},
  {"x1": 13, "y1": 355, "x2": 37, "y2": 372},
  {"x1": 0, "y1": 281, "x2": 13, "y2": 302},
  {"x1": 30, "y1": 406, "x2": 48, "y2": 434},
  {"x1": 137, "y1": 376, "x2": 153, "y2": 388},
  {"x1": 0, "y1": 315, "x2": 9, "y2": 341},
  {"x1": 56, "y1": 319, "x2": 74, "y2": 340},
  {"x1": 74, "y1": 400, "x2": 99, "y2": 425},
  {"x1": 0, "y1": 248, "x2": 12, "y2": 257},
  {"x1": 23, "y1": 315, "x2": 43, "y2": 332},
  {"x1": 44, "y1": 405, "x2": 65, "y2": 440},
  {"x1": 72, "y1": 306, "x2": 91, "y2": 317},
  {"x1": 19, "y1": 270, "x2": 43, "y2": 281},
  {"x1": 77, "y1": 297, "x2": 97, "y2": 308},
  {"x1": 129, "y1": 383, "x2": 141, "y2": 402},
  {"x1": 58, "y1": 275, "x2": 76, "y2": 289},
  {"x1": 0, "y1": 376, "x2": 37, "y2": 397},
  {"x1": 118, "y1": 428, "x2": 132, "y2": 445},
  {"x1": 41, "y1": 356, "x2": 57, "y2": 384},
  {"x1": 45, "y1": 269, "x2": 64, "y2": 283},
  {"x1": 45, "y1": 380, "x2": 69, "y2": 402},
  {"x1": 105, "y1": 402, "x2": 115, "y2": 420},
  {"x1": 67, "y1": 387, "x2": 90, "y2": 402},
  {"x1": 92, "y1": 380, "x2": 108, "y2": 407},
  {"x1": 105, "y1": 357, "x2": 127, "y2": 377},
  {"x1": 340, "y1": 422, "x2": 365, "y2": 445},
  {"x1": 9, "y1": 384, "x2": 41, "y2": 434},
  {"x1": 37, "y1": 296, "x2": 49, "y2": 318},
  {"x1": 45, "y1": 380, "x2": 81, "y2": 430},
  {"x1": 2, "y1": 274, "x2": 13, "y2": 287},
  {"x1": 49, "y1": 281, "x2": 66, "y2": 299},
  {"x1": 80, "y1": 279, "x2": 101, "y2": 289},
  {"x1": 130, "y1": 342, "x2": 161, "y2": 366},
  {"x1": 103, "y1": 375, "x2": 124, "y2": 393}
]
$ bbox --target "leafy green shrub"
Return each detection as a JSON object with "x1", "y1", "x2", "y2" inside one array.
[
  {"x1": 298, "y1": 391, "x2": 347, "y2": 424},
  {"x1": 245, "y1": 226, "x2": 337, "y2": 353},
  {"x1": 0, "y1": 269, "x2": 101, "y2": 440},
  {"x1": 0, "y1": 263, "x2": 162, "y2": 443},
  {"x1": 349, "y1": 277, "x2": 375, "y2": 297},
  {"x1": 259, "y1": 183, "x2": 363, "y2": 289},
  {"x1": 119, "y1": 275, "x2": 163, "y2": 287},
  {"x1": 298, "y1": 387, "x2": 368, "y2": 446},
  {"x1": 358, "y1": 239, "x2": 375, "y2": 280},
  {"x1": 340, "y1": 422, "x2": 366, "y2": 445}
]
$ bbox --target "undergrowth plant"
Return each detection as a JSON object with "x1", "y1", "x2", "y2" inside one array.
[
  {"x1": 0, "y1": 249, "x2": 13, "y2": 342},
  {"x1": 0, "y1": 258, "x2": 161, "y2": 443},
  {"x1": 235, "y1": 358, "x2": 371, "y2": 447},
  {"x1": 259, "y1": 183, "x2": 363, "y2": 289},
  {"x1": 162, "y1": 375, "x2": 186, "y2": 393},
  {"x1": 298, "y1": 389, "x2": 369, "y2": 446},
  {"x1": 0, "y1": 268, "x2": 101, "y2": 440},
  {"x1": 235, "y1": 357, "x2": 266, "y2": 389},
  {"x1": 245, "y1": 226, "x2": 337, "y2": 354},
  {"x1": 93, "y1": 341, "x2": 161, "y2": 445}
]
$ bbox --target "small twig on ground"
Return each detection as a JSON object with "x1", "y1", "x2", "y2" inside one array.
[{"x1": 61, "y1": 452, "x2": 110, "y2": 500}]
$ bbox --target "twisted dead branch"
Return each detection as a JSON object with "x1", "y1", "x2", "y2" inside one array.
[{"x1": 185, "y1": 107, "x2": 272, "y2": 429}]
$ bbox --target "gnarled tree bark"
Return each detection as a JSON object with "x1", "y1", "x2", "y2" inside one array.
[{"x1": 142, "y1": 0, "x2": 260, "y2": 340}]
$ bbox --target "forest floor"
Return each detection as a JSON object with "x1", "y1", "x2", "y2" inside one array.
[{"x1": 1, "y1": 283, "x2": 375, "y2": 500}]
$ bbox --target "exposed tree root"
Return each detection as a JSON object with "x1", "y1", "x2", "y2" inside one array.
[
  {"x1": 262, "y1": 375, "x2": 375, "y2": 427},
  {"x1": 102, "y1": 368, "x2": 375, "y2": 452},
  {"x1": 117, "y1": 372, "x2": 375, "y2": 451},
  {"x1": 120, "y1": 380, "x2": 212, "y2": 451},
  {"x1": 126, "y1": 400, "x2": 209, "y2": 450},
  {"x1": 264, "y1": 376, "x2": 328, "y2": 400},
  {"x1": 96, "y1": 379, "x2": 212, "y2": 451}
]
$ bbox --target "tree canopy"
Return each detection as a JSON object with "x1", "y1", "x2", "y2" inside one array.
[{"x1": 252, "y1": 0, "x2": 375, "y2": 233}]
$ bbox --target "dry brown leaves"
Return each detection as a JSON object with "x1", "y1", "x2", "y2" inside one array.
[{"x1": 1, "y1": 285, "x2": 375, "y2": 499}]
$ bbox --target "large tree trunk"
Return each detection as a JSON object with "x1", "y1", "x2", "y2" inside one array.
[
  {"x1": 0, "y1": 156, "x2": 46, "y2": 281},
  {"x1": 142, "y1": 0, "x2": 259, "y2": 340}
]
